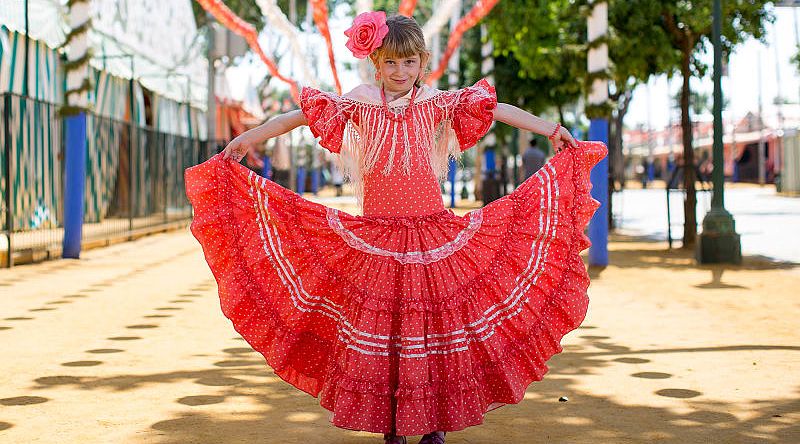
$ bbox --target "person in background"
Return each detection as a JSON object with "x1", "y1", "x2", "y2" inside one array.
[
  {"x1": 522, "y1": 137, "x2": 546, "y2": 181},
  {"x1": 270, "y1": 133, "x2": 292, "y2": 189}
]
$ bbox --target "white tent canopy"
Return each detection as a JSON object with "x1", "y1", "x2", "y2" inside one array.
[{"x1": 1, "y1": 0, "x2": 208, "y2": 109}]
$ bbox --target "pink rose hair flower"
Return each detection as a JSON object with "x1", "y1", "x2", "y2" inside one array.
[{"x1": 344, "y1": 11, "x2": 389, "y2": 59}]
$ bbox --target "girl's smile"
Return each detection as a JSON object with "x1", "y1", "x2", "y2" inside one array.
[{"x1": 377, "y1": 54, "x2": 423, "y2": 97}]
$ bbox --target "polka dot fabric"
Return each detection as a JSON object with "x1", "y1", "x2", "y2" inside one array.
[
  {"x1": 300, "y1": 79, "x2": 497, "y2": 216},
  {"x1": 185, "y1": 89, "x2": 607, "y2": 435},
  {"x1": 300, "y1": 86, "x2": 349, "y2": 154},
  {"x1": 448, "y1": 78, "x2": 497, "y2": 151}
]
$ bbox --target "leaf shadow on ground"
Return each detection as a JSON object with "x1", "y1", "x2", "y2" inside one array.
[
  {"x1": 23, "y1": 336, "x2": 800, "y2": 443},
  {"x1": 586, "y1": 234, "x2": 797, "y2": 283}
]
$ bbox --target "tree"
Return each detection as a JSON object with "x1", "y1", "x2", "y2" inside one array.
[
  {"x1": 483, "y1": 0, "x2": 680, "y2": 227},
  {"x1": 606, "y1": 0, "x2": 682, "y2": 196},
  {"x1": 793, "y1": 45, "x2": 800, "y2": 74},
  {"x1": 642, "y1": 0, "x2": 773, "y2": 247},
  {"x1": 484, "y1": 0, "x2": 587, "y2": 125}
]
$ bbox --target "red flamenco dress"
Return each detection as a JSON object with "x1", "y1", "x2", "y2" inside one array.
[{"x1": 184, "y1": 78, "x2": 607, "y2": 435}]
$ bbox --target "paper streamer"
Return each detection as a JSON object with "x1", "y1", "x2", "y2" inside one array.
[
  {"x1": 399, "y1": 0, "x2": 418, "y2": 17},
  {"x1": 256, "y1": 0, "x2": 320, "y2": 89},
  {"x1": 427, "y1": 0, "x2": 500, "y2": 83},
  {"x1": 196, "y1": 0, "x2": 300, "y2": 103},
  {"x1": 310, "y1": 0, "x2": 343, "y2": 94},
  {"x1": 422, "y1": 0, "x2": 462, "y2": 43}
]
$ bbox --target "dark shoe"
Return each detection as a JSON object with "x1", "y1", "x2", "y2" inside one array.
[
  {"x1": 383, "y1": 433, "x2": 407, "y2": 444},
  {"x1": 418, "y1": 431, "x2": 446, "y2": 444}
]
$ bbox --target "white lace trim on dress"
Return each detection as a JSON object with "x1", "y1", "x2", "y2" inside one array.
[{"x1": 325, "y1": 207, "x2": 484, "y2": 264}]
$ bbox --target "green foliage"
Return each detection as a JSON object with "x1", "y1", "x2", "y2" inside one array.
[
  {"x1": 793, "y1": 45, "x2": 800, "y2": 74},
  {"x1": 651, "y1": 0, "x2": 772, "y2": 77},
  {"x1": 607, "y1": 0, "x2": 681, "y2": 91},
  {"x1": 670, "y1": 88, "x2": 730, "y2": 116},
  {"x1": 484, "y1": 0, "x2": 587, "y2": 115},
  {"x1": 637, "y1": 0, "x2": 773, "y2": 245}
]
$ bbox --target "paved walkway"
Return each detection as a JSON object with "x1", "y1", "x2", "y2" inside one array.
[
  {"x1": 0, "y1": 213, "x2": 797, "y2": 443},
  {"x1": 612, "y1": 183, "x2": 800, "y2": 263}
]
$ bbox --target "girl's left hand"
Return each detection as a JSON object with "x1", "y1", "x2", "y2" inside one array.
[{"x1": 551, "y1": 125, "x2": 578, "y2": 152}]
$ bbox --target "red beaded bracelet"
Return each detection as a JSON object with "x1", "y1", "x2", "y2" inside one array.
[{"x1": 548, "y1": 123, "x2": 561, "y2": 142}]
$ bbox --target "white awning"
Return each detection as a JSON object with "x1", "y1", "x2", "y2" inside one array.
[{"x1": 0, "y1": 0, "x2": 209, "y2": 109}]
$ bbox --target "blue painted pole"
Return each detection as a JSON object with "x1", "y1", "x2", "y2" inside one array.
[
  {"x1": 588, "y1": 118, "x2": 609, "y2": 266},
  {"x1": 261, "y1": 154, "x2": 271, "y2": 179},
  {"x1": 63, "y1": 112, "x2": 87, "y2": 259},
  {"x1": 311, "y1": 168, "x2": 320, "y2": 194},
  {"x1": 484, "y1": 149, "x2": 496, "y2": 173},
  {"x1": 448, "y1": 158, "x2": 457, "y2": 208},
  {"x1": 296, "y1": 166, "x2": 306, "y2": 194}
]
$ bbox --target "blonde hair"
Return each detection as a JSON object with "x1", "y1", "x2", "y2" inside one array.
[{"x1": 369, "y1": 15, "x2": 431, "y2": 87}]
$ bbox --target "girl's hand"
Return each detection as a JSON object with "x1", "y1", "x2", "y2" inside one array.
[
  {"x1": 222, "y1": 132, "x2": 259, "y2": 162},
  {"x1": 549, "y1": 124, "x2": 578, "y2": 152}
]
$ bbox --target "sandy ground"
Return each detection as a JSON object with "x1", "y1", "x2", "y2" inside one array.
[{"x1": 0, "y1": 200, "x2": 797, "y2": 443}]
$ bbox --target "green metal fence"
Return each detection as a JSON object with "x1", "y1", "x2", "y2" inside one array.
[{"x1": 1, "y1": 92, "x2": 217, "y2": 267}]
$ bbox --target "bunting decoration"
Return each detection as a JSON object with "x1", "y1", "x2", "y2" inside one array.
[
  {"x1": 196, "y1": 0, "x2": 299, "y2": 103},
  {"x1": 422, "y1": 0, "x2": 462, "y2": 43},
  {"x1": 427, "y1": 0, "x2": 500, "y2": 83},
  {"x1": 310, "y1": 0, "x2": 342, "y2": 94},
  {"x1": 256, "y1": 0, "x2": 321, "y2": 88},
  {"x1": 398, "y1": 0, "x2": 419, "y2": 17}
]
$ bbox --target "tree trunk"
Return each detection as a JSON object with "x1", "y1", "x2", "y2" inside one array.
[
  {"x1": 612, "y1": 89, "x2": 632, "y2": 190},
  {"x1": 608, "y1": 88, "x2": 632, "y2": 229},
  {"x1": 680, "y1": 53, "x2": 697, "y2": 247}
]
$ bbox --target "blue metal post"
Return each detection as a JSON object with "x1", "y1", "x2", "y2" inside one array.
[
  {"x1": 296, "y1": 166, "x2": 306, "y2": 194},
  {"x1": 484, "y1": 149, "x2": 496, "y2": 173},
  {"x1": 448, "y1": 158, "x2": 457, "y2": 208},
  {"x1": 588, "y1": 118, "x2": 609, "y2": 266},
  {"x1": 311, "y1": 168, "x2": 320, "y2": 194},
  {"x1": 63, "y1": 112, "x2": 87, "y2": 258},
  {"x1": 261, "y1": 154, "x2": 271, "y2": 179}
]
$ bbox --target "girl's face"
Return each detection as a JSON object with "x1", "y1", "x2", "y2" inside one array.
[{"x1": 376, "y1": 53, "x2": 423, "y2": 94}]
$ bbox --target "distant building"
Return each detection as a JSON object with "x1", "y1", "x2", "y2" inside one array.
[{"x1": 622, "y1": 105, "x2": 800, "y2": 185}]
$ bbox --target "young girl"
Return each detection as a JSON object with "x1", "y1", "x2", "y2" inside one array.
[{"x1": 185, "y1": 12, "x2": 606, "y2": 444}]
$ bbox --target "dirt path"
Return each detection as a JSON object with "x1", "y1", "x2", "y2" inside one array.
[{"x1": 0, "y1": 221, "x2": 797, "y2": 443}]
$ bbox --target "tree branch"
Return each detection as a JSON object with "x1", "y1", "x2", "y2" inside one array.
[{"x1": 660, "y1": 10, "x2": 686, "y2": 48}]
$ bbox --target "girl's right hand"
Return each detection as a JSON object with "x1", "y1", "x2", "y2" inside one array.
[
  {"x1": 551, "y1": 125, "x2": 578, "y2": 152},
  {"x1": 222, "y1": 132, "x2": 258, "y2": 162}
]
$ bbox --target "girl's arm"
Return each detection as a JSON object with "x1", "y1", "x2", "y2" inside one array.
[
  {"x1": 222, "y1": 110, "x2": 308, "y2": 161},
  {"x1": 493, "y1": 103, "x2": 577, "y2": 151}
]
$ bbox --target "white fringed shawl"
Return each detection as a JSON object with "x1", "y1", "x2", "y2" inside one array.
[{"x1": 301, "y1": 83, "x2": 492, "y2": 210}]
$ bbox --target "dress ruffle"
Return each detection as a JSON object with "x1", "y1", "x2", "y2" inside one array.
[
  {"x1": 449, "y1": 78, "x2": 498, "y2": 151},
  {"x1": 300, "y1": 86, "x2": 347, "y2": 153},
  {"x1": 184, "y1": 140, "x2": 606, "y2": 435}
]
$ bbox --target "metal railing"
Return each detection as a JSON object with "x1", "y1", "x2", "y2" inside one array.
[
  {"x1": 1, "y1": 93, "x2": 65, "y2": 266},
  {"x1": 1, "y1": 92, "x2": 218, "y2": 267}
]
